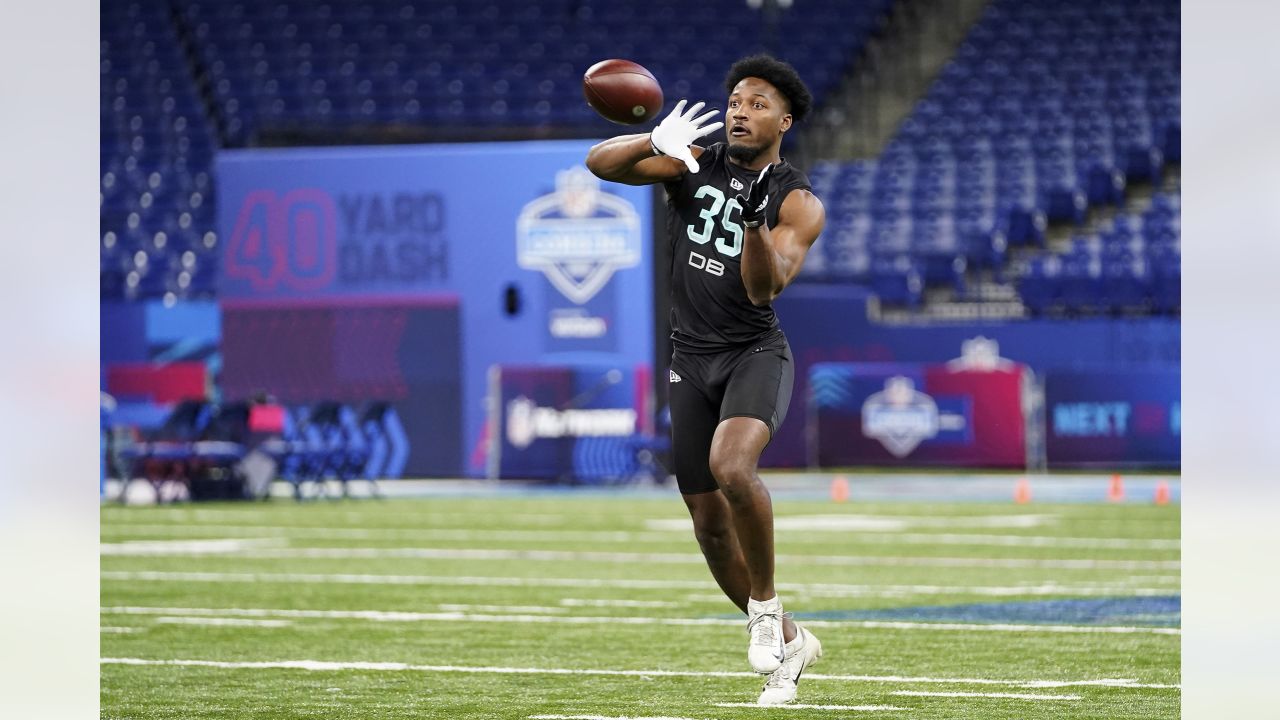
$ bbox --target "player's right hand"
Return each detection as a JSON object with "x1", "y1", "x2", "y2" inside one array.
[{"x1": 650, "y1": 100, "x2": 723, "y2": 174}]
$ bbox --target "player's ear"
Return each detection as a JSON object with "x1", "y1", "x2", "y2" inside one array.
[{"x1": 780, "y1": 114, "x2": 793, "y2": 133}]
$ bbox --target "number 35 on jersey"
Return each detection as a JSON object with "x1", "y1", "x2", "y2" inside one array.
[{"x1": 685, "y1": 185, "x2": 745, "y2": 258}]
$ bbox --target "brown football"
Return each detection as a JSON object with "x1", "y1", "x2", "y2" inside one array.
[{"x1": 583, "y1": 59, "x2": 664, "y2": 125}]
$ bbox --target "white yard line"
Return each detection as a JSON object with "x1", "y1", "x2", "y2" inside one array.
[
  {"x1": 101, "y1": 570, "x2": 1179, "y2": 598},
  {"x1": 99, "y1": 606, "x2": 1181, "y2": 636},
  {"x1": 437, "y1": 604, "x2": 567, "y2": 614},
  {"x1": 99, "y1": 538, "x2": 283, "y2": 555},
  {"x1": 1124, "y1": 575, "x2": 1182, "y2": 584},
  {"x1": 100, "y1": 522, "x2": 1179, "y2": 550},
  {"x1": 804, "y1": 673, "x2": 1177, "y2": 689},
  {"x1": 154, "y1": 616, "x2": 293, "y2": 628},
  {"x1": 101, "y1": 570, "x2": 717, "y2": 590},
  {"x1": 99, "y1": 544, "x2": 1180, "y2": 570},
  {"x1": 102, "y1": 524, "x2": 669, "y2": 544},
  {"x1": 530, "y1": 715, "x2": 697, "y2": 720},
  {"x1": 892, "y1": 690, "x2": 1080, "y2": 701},
  {"x1": 862, "y1": 533, "x2": 1178, "y2": 550},
  {"x1": 687, "y1": 583, "x2": 1178, "y2": 601},
  {"x1": 559, "y1": 598, "x2": 681, "y2": 609},
  {"x1": 100, "y1": 626, "x2": 140, "y2": 634},
  {"x1": 649, "y1": 514, "x2": 1063, "y2": 531},
  {"x1": 844, "y1": 620, "x2": 1178, "y2": 635},
  {"x1": 713, "y1": 703, "x2": 904, "y2": 711},
  {"x1": 99, "y1": 657, "x2": 1179, "y2": 690},
  {"x1": 103, "y1": 509, "x2": 572, "y2": 525},
  {"x1": 1022, "y1": 679, "x2": 1183, "y2": 689}
]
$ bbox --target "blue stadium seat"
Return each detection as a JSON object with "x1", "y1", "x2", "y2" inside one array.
[
  {"x1": 103, "y1": 0, "x2": 899, "y2": 300},
  {"x1": 1017, "y1": 256, "x2": 1060, "y2": 316},
  {"x1": 102, "y1": 0, "x2": 220, "y2": 300},
  {"x1": 870, "y1": 255, "x2": 924, "y2": 309},
  {"x1": 1100, "y1": 258, "x2": 1152, "y2": 313},
  {"x1": 811, "y1": 0, "x2": 1177, "y2": 310}
]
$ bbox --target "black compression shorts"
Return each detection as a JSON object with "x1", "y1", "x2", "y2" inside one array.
[{"x1": 666, "y1": 332, "x2": 794, "y2": 495}]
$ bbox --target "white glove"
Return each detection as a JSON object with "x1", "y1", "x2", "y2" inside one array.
[{"x1": 650, "y1": 99, "x2": 723, "y2": 174}]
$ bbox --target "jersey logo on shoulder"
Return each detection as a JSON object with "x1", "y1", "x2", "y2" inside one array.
[
  {"x1": 730, "y1": 178, "x2": 744, "y2": 191},
  {"x1": 669, "y1": 370, "x2": 682, "y2": 383}
]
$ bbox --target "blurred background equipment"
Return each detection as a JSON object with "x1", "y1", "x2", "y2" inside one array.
[{"x1": 101, "y1": 0, "x2": 1178, "y2": 497}]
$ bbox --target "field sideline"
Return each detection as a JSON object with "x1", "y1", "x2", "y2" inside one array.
[{"x1": 101, "y1": 477, "x2": 1180, "y2": 719}]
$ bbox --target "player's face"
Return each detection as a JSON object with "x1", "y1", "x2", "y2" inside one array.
[{"x1": 725, "y1": 77, "x2": 793, "y2": 156}]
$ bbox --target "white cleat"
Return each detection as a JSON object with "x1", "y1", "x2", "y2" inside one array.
[
  {"x1": 758, "y1": 625, "x2": 824, "y2": 706},
  {"x1": 746, "y1": 597, "x2": 787, "y2": 674}
]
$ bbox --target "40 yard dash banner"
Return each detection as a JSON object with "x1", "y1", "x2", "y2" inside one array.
[{"x1": 217, "y1": 141, "x2": 654, "y2": 477}]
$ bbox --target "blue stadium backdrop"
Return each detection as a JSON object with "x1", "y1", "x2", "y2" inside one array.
[{"x1": 215, "y1": 140, "x2": 653, "y2": 477}]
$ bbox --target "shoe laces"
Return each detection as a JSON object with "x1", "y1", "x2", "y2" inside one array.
[
  {"x1": 747, "y1": 610, "x2": 791, "y2": 647},
  {"x1": 763, "y1": 665, "x2": 793, "y2": 690}
]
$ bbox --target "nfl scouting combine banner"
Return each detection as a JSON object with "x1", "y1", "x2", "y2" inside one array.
[
  {"x1": 1044, "y1": 369, "x2": 1180, "y2": 468},
  {"x1": 217, "y1": 141, "x2": 653, "y2": 477},
  {"x1": 809, "y1": 359, "x2": 1030, "y2": 468}
]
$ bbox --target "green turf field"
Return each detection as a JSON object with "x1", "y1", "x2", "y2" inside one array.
[{"x1": 100, "y1": 489, "x2": 1180, "y2": 719}]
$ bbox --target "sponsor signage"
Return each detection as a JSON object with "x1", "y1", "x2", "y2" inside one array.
[
  {"x1": 1044, "y1": 370, "x2": 1180, "y2": 468},
  {"x1": 490, "y1": 365, "x2": 648, "y2": 481}
]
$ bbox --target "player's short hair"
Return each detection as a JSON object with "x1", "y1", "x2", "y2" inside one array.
[{"x1": 724, "y1": 54, "x2": 813, "y2": 123}]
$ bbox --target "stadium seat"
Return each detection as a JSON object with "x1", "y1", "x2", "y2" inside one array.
[
  {"x1": 870, "y1": 255, "x2": 924, "y2": 309},
  {"x1": 811, "y1": 0, "x2": 1177, "y2": 312},
  {"x1": 103, "y1": 0, "x2": 897, "y2": 301}
]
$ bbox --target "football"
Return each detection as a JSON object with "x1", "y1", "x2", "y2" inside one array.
[{"x1": 582, "y1": 59, "x2": 664, "y2": 125}]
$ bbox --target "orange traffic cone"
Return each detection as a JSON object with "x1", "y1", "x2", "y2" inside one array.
[
  {"x1": 1154, "y1": 480, "x2": 1170, "y2": 506},
  {"x1": 1107, "y1": 474, "x2": 1125, "y2": 503},
  {"x1": 1014, "y1": 477, "x2": 1032, "y2": 504},
  {"x1": 830, "y1": 475, "x2": 850, "y2": 503}
]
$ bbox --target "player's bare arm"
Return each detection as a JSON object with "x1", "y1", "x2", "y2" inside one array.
[
  {"x1": 738, "y1": 179, "x2": 825, "y2": 306},
  {"x1": 586, "y1": 100, "x2": 723, "y2": 185},
  {"x1": 585, "y1": 133, "x2": 689, "y2": 185}
]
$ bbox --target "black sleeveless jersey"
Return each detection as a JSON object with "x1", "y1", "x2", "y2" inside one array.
[{"x1": 663, "y1": 142, "x2": 812, "y2": 353}]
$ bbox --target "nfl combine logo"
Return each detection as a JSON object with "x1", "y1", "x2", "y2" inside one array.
[
  {"x1": 516, "y1": 166, "x2": 641, "y2": 305},
  {"x1": 861, "y1": 376, "x2": 940, "y2": 457}
]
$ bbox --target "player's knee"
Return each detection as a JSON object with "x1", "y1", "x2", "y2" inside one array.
[
  {"x1": 685, "y1": 498, "x2": 732, "y2": 552},
  {"x1": 707, "y1": 452, "x2": 738, "y2": 485},
  {"x1": 691, "y1": 516, "x2": 734, "y2": 556},
  {"x1": 708, "y1": 453, "x2": 758, "y2": 501}
]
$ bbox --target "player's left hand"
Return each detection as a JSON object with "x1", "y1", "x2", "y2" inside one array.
[
  {"x1": 736, "y1": 163, "x2": 774, "y2": 228},
  {"x1": 650, "y1": 100, "x2": 723, "y2": 173}
]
